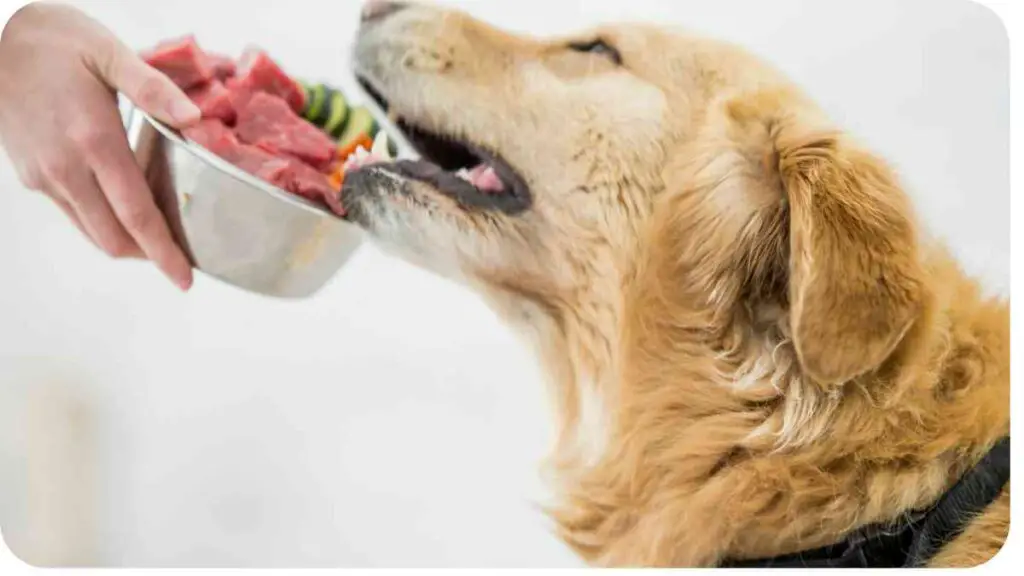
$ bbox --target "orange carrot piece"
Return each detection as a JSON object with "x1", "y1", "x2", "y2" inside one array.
[
  {"x1": 328, "y1": 165, "x2": 345, "y2": 191},
  {"x1": 336, "y1": 133, "x2": 374, "y2": 162}
]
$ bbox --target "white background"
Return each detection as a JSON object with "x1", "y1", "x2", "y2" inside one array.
[{"x1": 0, "y1": 0, "x2": 1009, "y2": 568}]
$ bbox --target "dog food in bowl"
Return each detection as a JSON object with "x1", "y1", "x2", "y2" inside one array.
[{"x1": 140, "y1": 35, "x2": 391, "y2": 217}]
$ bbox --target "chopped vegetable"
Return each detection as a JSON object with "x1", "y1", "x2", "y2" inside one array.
[
  {"x1": 336, "y1": 107, "x2": 377, "y2": 151},
  {"x1": 328, "y1": 164, "x2": 345, "y2": 191},
  {"x1": 337, "y1": 133, "x2": 375, "y2": 163}
]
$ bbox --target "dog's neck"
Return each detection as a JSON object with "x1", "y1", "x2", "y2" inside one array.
[{"x1": 521, "y1": 246, "x2": 1009, "y2": 567}]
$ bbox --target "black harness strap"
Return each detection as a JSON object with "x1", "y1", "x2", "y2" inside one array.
[
  {"x1": 721, "y1": 437, "x2": 1010, "y2": 568},
  {"x1": 904, "y1": 436, "x2": 1011, "y2": 566}
]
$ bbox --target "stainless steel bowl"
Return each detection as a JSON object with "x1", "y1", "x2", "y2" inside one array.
[{"x1": 120, "y1": 96, "x2": 364, "y2": 299}]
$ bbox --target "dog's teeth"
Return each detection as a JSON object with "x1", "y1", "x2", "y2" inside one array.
[
  {"x1": 455, "y1": 168, "x2": 472, "y2": 182},
  {"x1": 372, "y1": 131, "x2": 391, "y2": 159}
]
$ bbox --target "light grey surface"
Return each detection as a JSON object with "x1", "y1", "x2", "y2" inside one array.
[{"x1": 0, "y1": 0, "x2": 1009, "y2": 568}]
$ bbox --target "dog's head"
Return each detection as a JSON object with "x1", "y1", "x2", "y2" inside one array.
[{"x1": 345, "y1": 2, "x2": 925, "y2": 397}]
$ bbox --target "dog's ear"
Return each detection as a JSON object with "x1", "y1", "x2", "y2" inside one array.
[{"x1": 771, "y1": 117, "x2": 925, "y2": 386}]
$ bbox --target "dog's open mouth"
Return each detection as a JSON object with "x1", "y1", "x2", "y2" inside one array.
[{"x1": 340, "y1": 78, "x2": 532, "y2": 215}]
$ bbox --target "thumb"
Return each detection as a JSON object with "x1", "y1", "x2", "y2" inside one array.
[{"x1": 90, "y1": 37, "x2": 201, "y2": 128}]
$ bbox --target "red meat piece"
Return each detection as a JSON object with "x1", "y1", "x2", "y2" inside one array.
[
  {"x1": 182, "y1": 120, "x2": 289, "y2": 183},
  {"x1": 227, "y1": 47, "x2": 305, "y2": 113},
  {"x1": 248, "y1": 155, "x2": 293, "y2": 186},
  {"x1": 186, "y1": 80, "x2": 236, "y2": 123},
  {"x1": 232, "y1": 151, "x2": 342, "y2": 214},
  {"x1": 182, "y1": 119, "x2": 239, "y2": 156},
  {"x1": 285, "y1": 159, "x2": 333, "y2": 198},
  {"x1": 164, "y1": 43, "x2": 344, "y2": 216},
  {"x1": 226, "y1": 146, "x2": 293, "y2": 189},
  {"x1": 319, "y1": 188, "x2": 346, "y2": 217},
  {"x1": 141, "y1": 35, "x2": 213, "y2": 90},
  {"x1": 234, "y1": 92, "x2": 335, "y2": 170},
  {"x1": 219, "y1": 142, "x2": 290, "y2": 186},
  {"x1": 283, "y1": 157, "x2": 345, "y2": 215},
  {"x1": 224, "y1": 84, "x2": 256, "y2": 113},
  {"x1": 205, "y1": 53, "x2": 237, "y2": 80}
]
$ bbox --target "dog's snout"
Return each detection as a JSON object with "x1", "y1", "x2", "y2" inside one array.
[{"x1": 360, "y1": 0, "x2": 407, "y2": 23}]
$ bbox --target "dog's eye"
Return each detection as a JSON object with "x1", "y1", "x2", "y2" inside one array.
[{"x1": 567, "y1": 39, "x2": 622, "y2": 65}]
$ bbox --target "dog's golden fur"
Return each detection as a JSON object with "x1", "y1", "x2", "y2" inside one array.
[{"x1": 349, "y1": 4, "x2": 1009, "y2": 567}]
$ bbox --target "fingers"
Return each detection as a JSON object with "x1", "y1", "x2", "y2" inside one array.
[
  {"x1": 84, "y1": 130, "x2": 194, "y2": 290},
  {"x1": 88, "y1": 35, "x2": 200, "y2": 128},
  {"x1": 48, "y1": 191, "x2": 144, "y2": 259},
  {"x1": 1, "y1": 3, "x2": 195, "y2": 290},
  {"x1": 49, "y1": 193, "x2": 99, "y2": 250},
  {"x1": 42, "y1": 159, "x2": 142, "y2": 260}
]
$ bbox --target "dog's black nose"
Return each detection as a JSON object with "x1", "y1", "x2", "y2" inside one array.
[{"x1": 361, "y1": 0, "x2": 407, "y2": 23}]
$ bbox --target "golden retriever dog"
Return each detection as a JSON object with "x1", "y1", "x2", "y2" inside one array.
[{"x1": 341, "y1": 1, "x2": 1010, "y2": 567}]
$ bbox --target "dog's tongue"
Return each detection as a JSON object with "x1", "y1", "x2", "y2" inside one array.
[{"x1": 463, "y1": 164, "x2": 504, "y2": 193}]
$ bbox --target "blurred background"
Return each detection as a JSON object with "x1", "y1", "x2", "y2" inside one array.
[{"x1": 0, "y1": 0, "x2": 1009, "y2": 568}]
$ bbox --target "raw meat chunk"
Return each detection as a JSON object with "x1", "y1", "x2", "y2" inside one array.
[
  {"x1": 143, "y1": 35, "x2": 350, "y2": 216},
  {"x1": 186, "y1": 80, "x2": 236, "y2": 123},
  {"x1": 227, "y1": 47, "x2": 306, "y2": 113},
  {"x1": 285, "y1": 158, "x2": 345, "y2": 214},
  {"x1": 141, "y1": 35, "x2": 213, "y2": 89},
  {"x1": 285, "y1": 157, "x2": 335, "y2": 196},
  {"x1": 247, "y1": 155, "x2": 292, "y2": 186},
  {"x1": 205, "y1": 53, "x2": 237, "y2": 80},
  {"x1": 234, "y1": 92, "x2": 336, "y2": 170},
  {"x1": 182, "y1": 119, "x2": 239, "y2": 157},
  {"x1": 183, "y1": 121, "x2": 287, "y2": 184},
  {"x1": 219, "y1": 142, "x2": 290, "y2": 185}
]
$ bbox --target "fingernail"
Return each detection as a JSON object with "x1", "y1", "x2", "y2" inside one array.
[
  {"x1": 170, "y1": 99, "x2": 201, "y2": 124},
  {"x1": 175, "y1": 273, "x2": 193, "y2": 291}
]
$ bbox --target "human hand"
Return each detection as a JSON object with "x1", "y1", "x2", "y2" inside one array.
[{"x1": 0, "y1": 2, "x2": 201, "y2": 290}]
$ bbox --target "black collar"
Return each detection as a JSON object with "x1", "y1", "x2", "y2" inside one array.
[{"x1": 720, "y1": 437, "x2": 1010, "y2": 568}]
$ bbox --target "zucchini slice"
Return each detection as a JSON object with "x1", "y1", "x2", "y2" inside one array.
[
  {"x1": 299, "y1": 81, "x2": 350, "y2": 137},
  {"x1": 336, "y1": 106, "x2": 377, "y2": 149},
  {"x1": 302, "y1": 83, "x2": 328, "y2": 124},
  {"x1": 322, "y1": 89, "x2": 351, "y2": 138}
]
